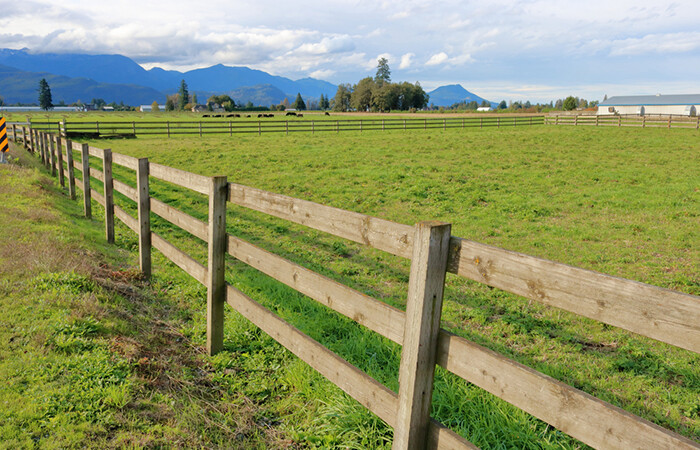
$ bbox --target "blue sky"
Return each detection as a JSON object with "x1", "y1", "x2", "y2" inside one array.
[{"x1": 2, "y1": 0, "x2": 699, "y2": 102}]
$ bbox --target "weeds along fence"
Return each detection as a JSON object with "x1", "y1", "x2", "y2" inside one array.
[
  {"x1": 546, "y1": 113, "x2": 700, "y2": 129},
  {"x1": 8, "y1": 125, "x2": 700, "y2": 449},
  {"x1": 25, "y1": 115, "x2": 544, "y2": 138}
]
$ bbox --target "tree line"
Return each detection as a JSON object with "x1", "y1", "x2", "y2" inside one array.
[{"x1": 329, "y1": 58, "x2": 429, "y2": 112}]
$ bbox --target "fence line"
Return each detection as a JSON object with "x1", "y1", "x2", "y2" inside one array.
[
  {"x1": 20, "y1": 115, "x2": 544, "y2": 138},
  {"x1": 547, "y1": 113, "x2": 700, "y2": 129},
  {"x1": 7, "y1": 127, "x2": 700, "y2": 449}
]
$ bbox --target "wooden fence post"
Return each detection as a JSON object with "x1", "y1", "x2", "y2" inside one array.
[
  {"x1": 22, "y1": 126, "x2": 27, "y2": 149},
  {"x1": 61, "y1": 119, "x2": 66, "y2": 137},
  {"x1": 696, "y1": 116, "x2": 699, "y2": 130},
  {"x1": 497, "y1": 117, "x2": 501, "y2": 128},
  {"x1": 596, "y1": 115, "x2": 599, "y2": 126},
  {"x1": 668, "y1": 115, "x2": 672, "y2": 129},
  {"x1": 199, "y1": 121, "x2": 203, "y2": 137},
  {"x1": 38, "y1": 132, "x2": 45, "y2": 165},
  {"x1": 258, "y1": 121, "x2": 261, "y2": 136},
  {"x1": 49, "y1": 134, "x2": 57, "y2": 174},
  {"x1": 12, "y1": 124, "x2": 17, "y2": 142},
  {"x1": 81, "y1": 143, "x2": 92, "y2": 219},
  {"x1": 618, "y1": 115, "x2": 621, "y2": 127},
  {"x1": 167, "y1": 121, "x2": 170, "y2": 138},
  {"x1": 574, "y1": 115, "x2": 578, "y2": 126},
  {"x1": 393, "y1": 221, "x2": 451, "y2": 450},
  {"x1": 137, "y1": 158, "x2": 151, "y2": 277},
  {"x1": 207, "y1": 176, "x2": 228, "y2": 356},
  {"x1": 229, "y1": 121, "x2": 232, "y2": 137},
  {"x1": 56, "y1": 135, "x2": 65, "y2": 187},
  {"x1": 65, "y1": 139, "x2": 76, "y2": 200},
  {"x1": 132, "y1": 121, "x2": 136, "y2": 136},
  {"x1": 643, "y1": 115, "x2": 646, "y2": 128},
  {"x1": 102, "y1": 149, "x2": 115, "y2": 243}
]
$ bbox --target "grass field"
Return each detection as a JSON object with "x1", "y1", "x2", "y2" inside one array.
[{"x1": 2, "y1": 123, "x2": 699, "y2": 448}]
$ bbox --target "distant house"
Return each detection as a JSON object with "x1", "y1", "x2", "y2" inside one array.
[
  {"x1": 598, "y1": 94, "x2": 700, "y2": 116},
  {"x1": 140, "y1": 104, "x2": 165, "y2": 112},
  {"x1": 191, "y1": 105, "x2": 207, "y2": 112},
  {"x1": 476, "y1": 106, "x2": 492, "y2": 112},
  {"x1": 102, "y1": 106, "x2": 115, "y2": 112}
]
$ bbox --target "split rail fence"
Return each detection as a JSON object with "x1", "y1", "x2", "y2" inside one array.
[
  {"x1": 7, "y1": 124, "x2": 700, "y2": 449},
  {"x1": 26, "y1": 115, "x2": 544, "y2": 138},
  {"x1": 546, "y1": 114, "x2": 700, "y2": 129}
]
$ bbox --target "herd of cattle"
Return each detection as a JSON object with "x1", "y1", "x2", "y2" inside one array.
[{"x1": 201, "y1": 112, "x2": 331, "y2": 118}]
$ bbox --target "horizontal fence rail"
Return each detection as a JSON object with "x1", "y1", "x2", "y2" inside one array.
[
  {"x1": 7, "y1": 126, "x2": 700, "y2": 449},
  {"x1": 21, "y1": 115, "x2": 545, "y2": 138},
  {"x1": 546, "y1": 114, "x2": 700, "y2": 129}
]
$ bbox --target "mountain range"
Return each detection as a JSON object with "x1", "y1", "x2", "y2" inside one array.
[{"x1": 0, "y1": 48, "x2": 492, "y2": 107}]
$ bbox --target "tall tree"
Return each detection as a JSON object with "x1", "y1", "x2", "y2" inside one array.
[
  {"x1": 38, "y1": 78, "x2": 53, "y2": 110},
  {"x1": 563, "y1": 96, "x2": 578, "y2": 111},
  {"x1": 331, "y1": 84, "x2": 352, "y2": 112},
  {"x1": 351, "y1": 77, "x2": 376, "y2": 112},
  {"x1": 165, "y1": 95, "x2": 176, "y2": 111},
  {"x1": 151, "y1": 101, "x2": 160, "y2": 112},
  {"x1": 292, "y1": 93, "x2": 306, "y2": 110},
  {"x1": 178, "y1": 79, "x2": 189, "y2": 110},
  {"x1": 375, "y1": 57, "x2": 391, "y2": 85}
]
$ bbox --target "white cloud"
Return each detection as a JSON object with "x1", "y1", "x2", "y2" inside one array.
[
  {"x1": 310, "y1": 69, "x2": 335, "y2": 79},
  {"x1": 399, "y1": 52, "x2": 414, "y2": 69},
  {"x1": 426, "y1": 52, "x2": 448, "y2": 66},
  {"x1": 609, "y1": 32, "x2": 700, "y2": 56}
]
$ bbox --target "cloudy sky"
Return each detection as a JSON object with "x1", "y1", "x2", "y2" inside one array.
[{"x1": 2, "y1": 0, "x2": 699, "y2": 102}]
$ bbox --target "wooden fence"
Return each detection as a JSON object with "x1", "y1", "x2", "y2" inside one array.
[
  {"x1": 546, "y1": 114, "x2": 700, "y2": 129},
  {"x1": 25, "y1": 115, "x2": 544, "y2": 138},
  {"x1": 7, "y1": 125, "x2": 700, "y2": 449}
]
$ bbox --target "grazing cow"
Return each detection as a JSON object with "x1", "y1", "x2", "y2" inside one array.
[
  {"x1": 226, "y1": 114, "x2": 235, "y2": 118},
  {"x1": 235, "y1": 114, "x2": 241, "y2": 118},
  {"x1": 297, "y1": 113, "x2": 303, "y2": 118},
  {"x1": 285, "y1": 111, "x2": 297, "y2": 116},
  {"x1": 246, "y1": 115, "x2": 251, "y2": 118},
  {"x1": 257, "y1": 113, "x2": 263, "y2": 118},
  {"x1": 213, "y1": 114, "x2": 222, "y2": 118},
  {"x1": 203, "y1": 114, "x2": 211, "y2": 117},
  {"x1": 324, "y1": 112, "x2": 330, "y2": 116}
]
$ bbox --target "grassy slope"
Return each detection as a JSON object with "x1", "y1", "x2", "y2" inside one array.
[
  {"x1": 0, "y1": 147, "x2": 297, "y2": 448},
  {"x1": 87, "y1": 124, "x2": 698, "y2": 447},
  {"x1": 2, "y1": 124, "x2": 699, "y2": 448}
]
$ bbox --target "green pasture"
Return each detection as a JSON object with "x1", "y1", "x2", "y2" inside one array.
[{"x1": 2, "y1": 124, "x2": 699, "y2": 448}]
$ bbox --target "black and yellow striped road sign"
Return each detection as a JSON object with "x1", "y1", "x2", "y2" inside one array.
[{"x1": 0, "y1": 117, "x2": 8, "y2": 153}]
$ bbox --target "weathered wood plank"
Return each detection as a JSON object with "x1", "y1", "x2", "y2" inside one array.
[
  {"x1": 207, "y1": 176, "x2": 228, "y2": 356},
  {"x1": 428, "y1": 421, "x2": 479, "y2": 450},
  {"x1": 112, "y1": 152, "x2": 139, "y2": 170},
  {"x1": 87, "y1": 145, "x2": 104, "y2": 159},
  {"x1": 226, "y1": 234, "x2": 406, "y2": 344},
  {"x1": 435, "y1": 330, "x2": 699, "y2": 449},
  {"x1": 151, "y1": 198, "x2": 208, "y2": 241},
  {"x1": 55, "y1": 136, "x2": 65, "y2": 187},
  {"x1": 447, "y1": 237, "x2": 700, "y2": 353},
  {"x1": 81, "y1": 143, "x2": 91, "y2": 218},
  {"x1": 394, "y1": 222, "x2": 452, "y2": 450},
  {"x1": 225, "y1": 283, "x2": 398, "y2": 425},
  {"x1": 113, "y1": 179, "x2": 137, "y2": 201},
  {"x1": 150, "y1": 163, "x2": 210, "y2": 195},
  {"x1": 91, "y1": 167, "x2": 105, "y2": 182},
  {"x1": 114, "y1": 204, "x2": 139, "y2": 233},
  {"x1": 151, "y1": 232, "x2": 207, "y2": 285},
  {"x1": 228, "y1": 183, "x2": 413, "y2": 258},
  {"x1": 65, "y1": 139, "x2": 76, "y2": 200},
  {"x1": 102, "y1": 149, "x2": 115, "y2": 243},
  {"x1": 137, "y1": 158, "x2": 151, "y2": 277},
  {"x1": 91, "y1": 188, "x2": 105, "y2": 207}
]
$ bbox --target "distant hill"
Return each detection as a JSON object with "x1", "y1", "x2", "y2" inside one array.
[
  {"x1": 0, "y1": 48, "x2": 337, "y2": 102},
  {"x1": 0, "y1": 64, "x2": 166, "y2": 105},
  {"x1": 427, "y1": 84, "x2": 495, "y2": 107}
]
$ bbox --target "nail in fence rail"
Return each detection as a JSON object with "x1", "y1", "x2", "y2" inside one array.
[{"x1": 19, "y1": 128, "x2": 700, "y2": 450}]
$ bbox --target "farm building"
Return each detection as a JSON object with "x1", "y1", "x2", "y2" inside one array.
[
  {"x1": 139, "y1": 104, "x2": 165, "y2": 112},
  {"x1": 598, "y1": 94, "x2": 700, "y2": 116}
]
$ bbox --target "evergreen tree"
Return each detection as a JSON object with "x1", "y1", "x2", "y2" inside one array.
[
  {"x1": 165, "y1": 95, "x2": 176, "y2": 111},
  {"x1": 292, "y1": 93, "x2": 306, "y2": 110},
  {"x1": 178, "y1": 80, "x2": 189, "y2": 110},
  {"x1": 375, "y1": 57, "x2": 391, "y2": 85},
  {"x1": 38, "y1": 78, "x2": 53, "y2": 110}
]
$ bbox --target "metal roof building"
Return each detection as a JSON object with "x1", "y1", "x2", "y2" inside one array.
[{"x1": 598, "y1": 94, "x2": 700, "y2": 116}]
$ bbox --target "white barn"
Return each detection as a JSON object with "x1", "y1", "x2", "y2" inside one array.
[{"x1": 598, "y1": 94, "x2": 700, "y2": 116}]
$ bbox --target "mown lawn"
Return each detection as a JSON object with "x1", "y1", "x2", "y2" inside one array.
[{"x1": 2, "y1": 124, "x2": 699, "y2": 448}]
